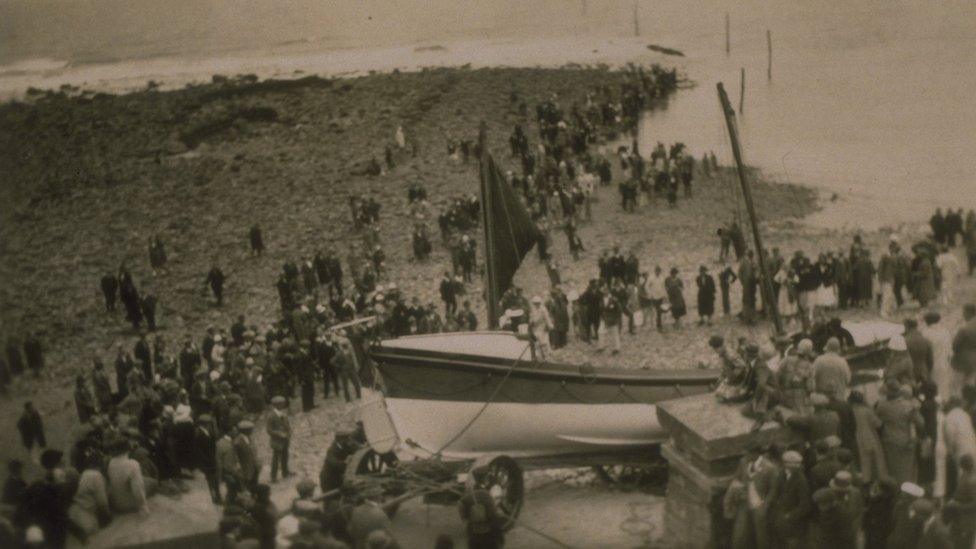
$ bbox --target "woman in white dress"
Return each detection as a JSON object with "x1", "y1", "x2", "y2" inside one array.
[
  {"x1": 774, "y1": 265, "x2": 798, "y2": 319},
  {"x1": 815, "y1": 253, "x2": 838, "y2": 309}
]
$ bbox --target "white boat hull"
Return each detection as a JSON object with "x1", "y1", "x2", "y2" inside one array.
[{"x1": 384, "y1": 397, "x2": 663, "y2": 460}]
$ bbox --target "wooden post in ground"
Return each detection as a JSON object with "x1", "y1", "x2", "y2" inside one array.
[
  {"x1": 739, "y1": 68, "x2": 745, "y2": 114},
  {"x1": 725, "y1": 13, "x2": 730, "y2": 55},
  {"x1": 633, "y1": 0, "x2": 640, "y2": 37},
  {"x1": 767, "y1": 30, "x2": 772, "y2": 81},
  {"x1": 717, "y1": 83, "x2": 783, "y2": 335}
]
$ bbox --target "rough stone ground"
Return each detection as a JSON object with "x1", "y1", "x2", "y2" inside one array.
[{"x1": 2, "y1": 66, "x2": 970, "y2": 547}]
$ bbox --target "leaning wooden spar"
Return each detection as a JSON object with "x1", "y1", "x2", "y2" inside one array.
[{"x1": 361, "y1": 125, "x2": 895, "y2": 463}]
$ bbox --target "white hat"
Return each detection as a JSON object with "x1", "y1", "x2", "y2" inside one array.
[
  {"x1": 174, "y1": 403, "x2": 193, "y2": 424},
  {"x1": 900, "y1": 482, "x2": 924, "y2": 497},
  {"x1": 888, "y1": 334, "x2": 907, "y2": 352},
  {"x1": 25, "y1": 526, "x2": 45, "y2": 543},
  {"x1": 214, "y1": 334, "x2": 222, "y2": 343}
]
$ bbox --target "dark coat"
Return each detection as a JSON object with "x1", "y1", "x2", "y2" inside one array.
[
  {"x1": 768, "y1": 469, "x2": 811, "y2": 541},
  {"x1": 696, "y1": 273, "x2": 716, "y2": 316},
  {"x1": 194, "y1": 426, "x2": 218, "y2": 474},
  {"x1": 17, "y1": 409, "x2": 45, "y2": 449}
]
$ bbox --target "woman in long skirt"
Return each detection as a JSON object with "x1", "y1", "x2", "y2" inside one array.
[
  {"x1": 695, "y1": 266, "x2": 716, "y2": 325},
  {"x1": 665, "y1": 268, "x2": 686, "y2": 328},
  {"x1": 816, "y1": 253, "x2": 838, "y2": 309},
  {"x1": 774, "y1": 265, "x2": 797, "y2": 319}
]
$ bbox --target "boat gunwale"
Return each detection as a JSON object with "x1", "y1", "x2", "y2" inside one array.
[{"x1": 370, "y1": 346, "x2": 721, "y2": 386}]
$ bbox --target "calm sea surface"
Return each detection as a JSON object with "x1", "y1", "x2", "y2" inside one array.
[{"x1": 2, "y1": 0, "x2": 973, "y2": 226}]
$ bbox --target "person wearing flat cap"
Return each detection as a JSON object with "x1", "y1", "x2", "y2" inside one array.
[
  {"x1": 830, "y1": 470, "x2": 865, "y2": 536},
  {"x1": 812, "y1": 337, "x2": 851, "y2": 402},
  {"x1": 14, "y1": 448, "x2": 70, "y2": 548},
  {"x1": 725, "y1": 443, "x2": 777, "y2": 549},
  {"x1": 876, "y1": 378, "x2": 924, "y2": 484},
  {"x1": 885, "y1": 334, "x2": 916, "y2": 387},
  {"x1": 811, "y1": 487, "x2": 857, "y2": 549},
  {"x1": 235, "y1": 420, "x2": 261, "y2": 492},
  {"x1": 216, "y1": 423, "x2": 242, "y2": 504},
  {"x1": 887, "y1": 495, "x2": 936, "y2": 549},
  {"x1": 768, "y1": 449, "x2": 811, "y2": 548},
  {"x1": 192, "y1": 414, "x2": 221, "y2": 504},
  {"x1": 267, "y1": 396, "x2": 292, "y2": 483},
  {"x1": 777, "y1": 339, "x2": 816, "y2": 414}
]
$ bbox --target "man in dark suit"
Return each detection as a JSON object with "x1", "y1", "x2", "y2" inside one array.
[
  {"x1": 235, "y1": 420, "x2": 260, "y2": 491},
  {"x1": 266, "y1": 396, "x2": 292, "y2": 483},
  {"x1": 194, "y1": 414, "x2": 220, "y2": 503},
  {"x1": 769, "y1": 450, "x2": 811, "y2": 548},
  {"x1": 100, "y1": 273, "x2": 119, "y2": 312}
]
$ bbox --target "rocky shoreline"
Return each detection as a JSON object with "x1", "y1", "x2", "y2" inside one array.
[{"x1": 0, "y1": 63, "x2": 841, "y2": 482}]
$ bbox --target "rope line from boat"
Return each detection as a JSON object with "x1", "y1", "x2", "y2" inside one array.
[{"x1": 432, "y1": 344, "x2": 532, "y2": 457}]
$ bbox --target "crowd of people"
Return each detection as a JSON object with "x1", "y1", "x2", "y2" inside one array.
[
  {"x1": 3, "y1": 54, "x2": 975, "y2": 549},
  {"x1": 707, "y1": 298, "x2": 976, "y2": 549}
]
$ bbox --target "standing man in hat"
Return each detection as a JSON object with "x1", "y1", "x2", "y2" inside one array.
[
  {"x1": 17, "y1": 402, "x2": 46, "y2": 464},
  {"x1": 100, "y1": 272, "x2": 119, "y2": 312},
  {"x1": 15, "y1": 449, "x2": 69, "y2": 548},
  {"x1": 216, "y1": 423, "x2": 241, "y2": 504},
  {"x1": 267, "y1": 396, "x2": 292, "y2": 483},
  {"x1": 249, "y1": 224, "x2": 264, "y2": 256},
  {"x1": 205, "y1": 263, "x2": 226, "y2": 306},
  {"x1": 812, "y1": 338, "x2": 852, "y2": 402},
  {"x1": 904, "y1": 318, "x2": 934, "y2": 385},
  {"x1": 599, "y1": 287, "x2": 623, "y2": 354},
  {"x1": 726, "y1": 444, "x2": 778, "y2": 549},
  {"x1": 877, "y1": 379, "x2": 924, "y2": 483},
  {"x1": 811, "y1": 488, "x2": 857, "y2": 549},
  {"x1": 235, "y1": 420, "x2": 261, "y2": 491},
  {"x1": 768, "y1": 450, "x2": 811, "y2": 548},
  {"x1": 193, "y1": 414, "x2": 221, "y2": 504},
  {"x1": 778, "y1": 339, "x2": 816, "y2": 414}
]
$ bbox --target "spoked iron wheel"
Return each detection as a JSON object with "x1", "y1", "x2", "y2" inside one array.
[
  {"x1": 345, "y1": 448, "x2": 402, "y2": 518},
  {"x1": 473, "y1": 456, "x2": 524, "y2": 531}
]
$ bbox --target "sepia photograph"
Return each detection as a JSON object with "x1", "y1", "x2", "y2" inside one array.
[{"x1": 1, "y1": 1, "x2": 975, "y2": 547}]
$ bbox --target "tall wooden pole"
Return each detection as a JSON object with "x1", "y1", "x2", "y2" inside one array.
[
  {"x1": 478, "y1": 121, "x2": 500, "y2": 329},
  {"x1": 716, "y1": 83, "x2": 783, "y2": 335},
  {"x1": 725, "y1": 13, "x2": 730, "y2": 55},
  {"x1": 766, "y1": 30, "x2": 772, "y2": 81},
  {"x1": 633, "y1": 0, "x2": 640, "y2": 37},
  {"x1": 739, "y1": 68, "x2": 745, "y2": 114}
]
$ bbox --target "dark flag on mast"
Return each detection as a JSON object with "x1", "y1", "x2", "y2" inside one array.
[{"x1": 479, "y1": 149, "x2": 541, "y2": 328}]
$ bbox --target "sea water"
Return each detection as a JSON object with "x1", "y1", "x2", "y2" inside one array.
[{"x1": 2, "y1": 0, "x2": 973, "y2": 227}]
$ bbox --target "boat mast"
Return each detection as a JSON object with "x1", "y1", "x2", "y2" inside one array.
[
  {"x1": 478, "y1": 121, "x2": 501, "y2": 329},
  {"x1": 716, "y1": 83, "x2": 783, "y2": 335}
]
